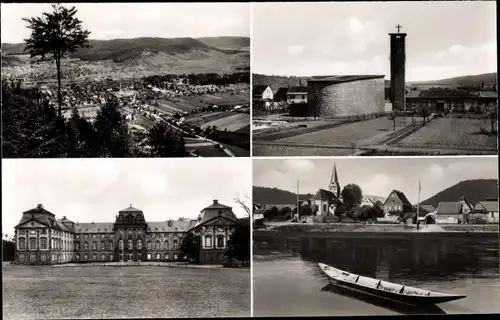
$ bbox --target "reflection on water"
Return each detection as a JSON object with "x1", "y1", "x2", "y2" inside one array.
[
  {"x1": 320, "y1": 283, "x2": 446, "y2": 315},
  {"x1": 253, "y1": 232, "x2": 500, "y2": 316}
]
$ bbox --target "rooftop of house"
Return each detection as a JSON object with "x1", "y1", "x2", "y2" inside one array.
[
  {"x1": 314, "y1": 189, "x2": 338, "y2": 202},
  {"x1": 253, "y1": 85, "x2": 269, "y2": 95},
  {"x1": 436, "y1": 202, "x2": 462, "y2": 215},
  {"x1": 274, "y1": 87, "x2": 289, "y2": 101},
  {"x1": 309, "y1": 75, "x2": 385, "y2": 84},
  {"x1": 384, "y1": 190, "x2": 412, "y2": 207},
  {"x1": 287, "y1": 86, "x2": 308, "y2": 93},
  {"x1": 475, "y1": 201, "x2": 499, "y2": 213}
]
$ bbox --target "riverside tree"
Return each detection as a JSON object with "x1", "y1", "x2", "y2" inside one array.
[
  {"x1": 341, "y1": 184, "x2": 363, "y2": 208},
  {"x1": 23, "y1": 4, "x2": 91, "y2": 118}
]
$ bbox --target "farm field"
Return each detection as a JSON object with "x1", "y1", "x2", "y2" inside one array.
[
  {"x1": 2, "y1": 265, "x2": 250, "y2": 319},
  {"x1": 274, "y1": 117, "x2": 409, "y2": 146},
  {"x1": 252, "y1": 144, "x2": 354, "y2": 156},
  {"x1": 184, "y1": 112, "x2": 232, "y2": 126},
  {"x1": 201, "y1": 113, "x2": 250, "y2": 132},
  {"x1": 156, "y1": 92, "x2": 249, "y2": 113},
  {"x1": 396, "y1": 117, "x2": 498, "y2": 150}
]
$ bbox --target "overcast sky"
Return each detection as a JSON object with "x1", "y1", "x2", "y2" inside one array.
[
  {"x1": 1, "y1": 2, "x2": 250, "y2": 43},
  {"x1": 252, "y1": 2, "x2": 497, "y2": 81},
  {"x1": 253, "y1": 157, "x2": 498, "y2": 204},
  {"x1": 2, "y1": 158, "x2": 251, "y2": 237}
]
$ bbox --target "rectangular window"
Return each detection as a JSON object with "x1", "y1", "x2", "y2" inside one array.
[
  {"x1": 40, "y1": 238, "x2": 47, "y2": 249},
  {"x1": 217, "y1": 252, "x2": 224, "y2": 262},
  {"x1": 128, "y1": 239, "x2": 133, "y2": 250},
  {"x1": 92, "y1": 234, "x2": 96, "y2": 239},
  {"x1": 19, "y1": 254, "x2": 25, "y2": 262},
  {"x1": 19, "y1": 239, "x2": 26, "y2": 250},
  {"x1": 19, "y1": 229, "x2": 26, "y2": 235},
  {"x1": 205, "y1": 253, "x2": 212, "y2": 261},
  {"x1": 30, "y1": 254, "x2": 36, "y2": 262},
  {"x1": 101, "y1": 254, "x2": 105, "y2": 260},
  {"x1": 92, "y1": 242, "x2": 97, "y2": 250},
  {"x1": 92, "y1": 254, "x2": 97, "y2": 261},
  {"x1": 41, "y1": 229, "x2": 47, "y2": 235},
  {"x1": 101, "y1": 234, "x2": 105, "y2": 239},
  {"x1": 29, "y1": 238, "x2": 37, "y2": 250},
  {"x1": 29, "y1": 230, "x2": 36, "y2": 236},
  {"x1": 323, "y1": 204, "x2": 327, "y2": 213},
  {"x1": 76, "y1": 254, "x2": 80, "y2": 260},
  {"x1": 84, "y1": 254, "x2": 88, "y2": 260},
  {"x1": 110, "y1": 254, "x2": 113, "y2": 261},
  {"x1": 76, "y1": 234, "x2": 80, "y2": 239},
  {"x1": 217, "y1": 236, "x2": 224, "y2": 248},
  {"x1": 41, "y1": 254, "x2": 46, "y2": 261},
  {"x1": 84, "y1": 234, "x2": 89, "y2": 239}
]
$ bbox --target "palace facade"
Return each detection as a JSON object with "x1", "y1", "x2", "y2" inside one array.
[{"x1": 14, "y1": 200, "x2": 240, "y2": 265}]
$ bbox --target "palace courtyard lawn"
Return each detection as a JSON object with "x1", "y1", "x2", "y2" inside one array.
[{"x1": 2, "y1": 265, "x2": 250, "y2": 319}]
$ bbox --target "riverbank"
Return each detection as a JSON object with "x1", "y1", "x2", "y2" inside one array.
[
  {"x1": 2, "y1": 261, "x2": 250, "y2": 269},
  {"x1": 258, "y1": 222, "x2": 499, "y2": 234}
]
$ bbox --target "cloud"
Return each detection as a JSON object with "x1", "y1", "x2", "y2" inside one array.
[
  {"x1": 288, "y1": 45, "x2": 305, "y2": 56},
  {"x1": 284, "y1": 159, "x2": 315, "y2": 172}
]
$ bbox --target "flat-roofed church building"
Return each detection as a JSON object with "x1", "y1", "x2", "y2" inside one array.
[
  {"x1": 14, "y1": 200, "x2": 240, "y2": 265},
  {"x1": 307, "y1": 75, "x2": 386, "y2": 117}
]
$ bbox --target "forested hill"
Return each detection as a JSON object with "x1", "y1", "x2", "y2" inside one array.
[
  {"x1": 253, "y1": 186, "x2": 313, "y2": 205},
  {"x1": 421, "y1": 179, "x2": 498, "y2": 207},
  {"x1": 252, "y1": 73, "x2": 309, "y2": 92}
]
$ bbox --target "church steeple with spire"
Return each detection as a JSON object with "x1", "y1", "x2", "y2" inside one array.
[{"x1": 329, "y1": 162, "x2": 341, "y2": 198}]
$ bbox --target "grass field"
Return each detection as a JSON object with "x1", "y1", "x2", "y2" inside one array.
[
  {"x1": 184, "y1": 112, "x2": 230, "y2": 126},
  {"x1": 201, "y1": 113, "x2": 250, "y2": 132},
  {"x1": 396, "y1": 117, "x2": 498, "y2": 150},
  {"x1": 157, "y1": 92, "x2": 249, "y2": 114},
  {"x1": 274, "y1": 117, "x2": 409, "y2": 146},
  {"x1": 252, "y1": 144, "x2": 354, "y2": 156},
  {"x1": 2, "y1": 265, "x2": 250, "y2": 319}
]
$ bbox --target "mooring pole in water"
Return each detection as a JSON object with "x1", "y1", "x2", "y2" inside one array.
[
  {"x1": 296, "y1": 180, "x2": 299, "y2": 221},
  {"x1": 417, "y1": 180, "x2": 421, "y2": 231}
]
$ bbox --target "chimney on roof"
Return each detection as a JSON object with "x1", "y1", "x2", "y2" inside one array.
[
  {"x1": 213, "y1": 199, "x2": 218, "y2": 204},
  {"x1": 37, "y1": 204, "x2": 43, "y2": 209}
]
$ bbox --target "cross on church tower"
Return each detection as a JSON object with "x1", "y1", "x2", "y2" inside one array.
[{"x1": 395, "y1": 24, "x2": 402, "y2": 33}]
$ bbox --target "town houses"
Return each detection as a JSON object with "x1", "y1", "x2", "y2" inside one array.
[
  {"x1": 13, "y1": 200, "x2": 241, "y2": 266},
  {"x1": 253, "y1": 163, "x2": 499, "y2": 225}
]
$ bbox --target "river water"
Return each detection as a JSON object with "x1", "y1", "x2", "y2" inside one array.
[{"x1": 253, "y1": 232, "x2": 500, "y2": 316}]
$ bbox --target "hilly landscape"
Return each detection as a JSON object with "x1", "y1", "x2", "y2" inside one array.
[
  {"x1": 1, "y1": 36, "x2": 250, "y2": 73},
  {"x1": 252, "y1": 73, "x2": 308, "y2": 91},
  {"x1": 253, "y1": 186, "x2": 385, "y2": 206},
  {"x1": 253, "y1": 73, "x2": 497, "y2": 91},
  {"x1": 421, "y1": 179, "x2": 498, "y2": 208},
  {"x1": 255, "y1": 179, "x2": 498, "y2": 209}
]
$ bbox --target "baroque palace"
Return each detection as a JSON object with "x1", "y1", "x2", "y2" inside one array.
[{"x1": 14, "y1": 199, "x2": 240, "y2": 265}]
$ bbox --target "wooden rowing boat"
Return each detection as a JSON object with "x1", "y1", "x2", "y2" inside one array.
[{"x1": 318, "y1": 263, "x2": 466, "y2": 306}]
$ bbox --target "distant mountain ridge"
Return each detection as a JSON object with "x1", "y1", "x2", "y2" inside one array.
[
  {"x1": 253, "y1": 186, "x2": 385, "y2": 206},
  {"x1": 421, "y1": 179, "x2": 498, "y2": 208},
  {"x1": 1, "y1": 37, "x2": 250, "y2": 72},
  {"x1": 252, "y1": 73, "x2": 308, "y2": 92},
  {"x1": 253, "y1": 73, "x2": 497, "y2": 91}
]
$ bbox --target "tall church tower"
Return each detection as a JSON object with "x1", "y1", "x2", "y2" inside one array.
[
  {"x1": 329, "y1": 162, "x2": 341, "y2": 198},
  {"x1": 389, "y1": 24, "x2": 407, "y2": 112}
]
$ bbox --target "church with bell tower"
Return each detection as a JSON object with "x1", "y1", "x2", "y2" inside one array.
[{"x1": 312, "y1": 162, "x2": 342, "y2": 216}]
